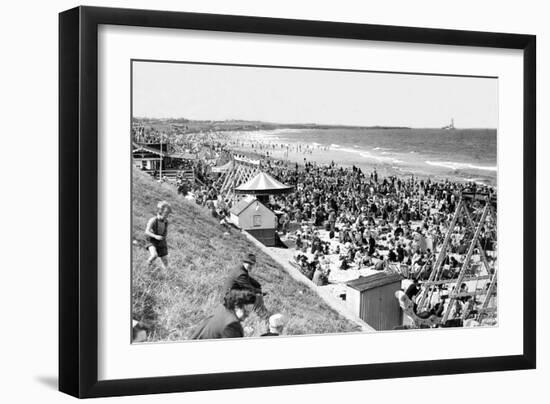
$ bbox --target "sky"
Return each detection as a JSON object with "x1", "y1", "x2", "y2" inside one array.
[{"x1": 132, "y1": 60, "x2": 498, "y2": 129}]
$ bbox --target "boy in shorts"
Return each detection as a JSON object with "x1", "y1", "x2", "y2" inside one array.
[{"x1": 145, "y1": 201, "x2": 172, "y2": 270}]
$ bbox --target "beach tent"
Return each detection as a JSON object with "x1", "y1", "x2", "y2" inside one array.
[{"x1": 234, "y1": 172, "x2": 294, "y2": 195}]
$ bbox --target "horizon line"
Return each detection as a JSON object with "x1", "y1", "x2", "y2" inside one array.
[{"x1": 132, "y1": 116, "x2": 497, "y2": 131}]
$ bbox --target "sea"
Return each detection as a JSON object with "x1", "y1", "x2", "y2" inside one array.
[{"x1": 246, "y1": 128, "x2": 497, "y2": 186}]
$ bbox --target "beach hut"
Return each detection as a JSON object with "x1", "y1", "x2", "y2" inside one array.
[
  {"x1": 229, "y1": 195, "x2": 277, "y2": 246},
  {"x1": 132, "y1": 141, "x2": 196, "y2": 180},
  {"x1": 346, "y1": 272, "x2": 403, "y2": 330},
  {"x1": 132, "y1": 142, "x2": 165, "y2": 170},
  {"x1": 231, "y1": 172, "x2": 294, "y2": 246}
]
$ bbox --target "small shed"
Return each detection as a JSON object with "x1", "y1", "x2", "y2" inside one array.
[
  {"x1": 229, "y1": 196, "x2": 277, "y2": 246},
  {"x1": 346, "y1": 272, "x2": 403, "y2": 331},
  {"x1": 132, "y1": 142, "x2": 165, "y2": 170}
]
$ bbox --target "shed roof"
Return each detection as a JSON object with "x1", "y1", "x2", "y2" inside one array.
[
  {"x1": 347, "y1": 272, "x2": 403, "y2": 292},
  {"x1": 230, "y1": 196, "x2": 275, "y2": 217},
  {"x1": 166, "y1": 151, "x2": 196, "y2": 160},
  {"x1": 132, "y1": 142, "x2": 195, "y2": 160},
  {"x1": 133, "y1": 142, "x2": 165, "y2": 157},
  {"x1": 230, "y1": 198, "x2": 256, "y2": 216}
]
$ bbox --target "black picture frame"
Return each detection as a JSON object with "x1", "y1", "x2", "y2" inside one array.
[{"x1": 59, "y1": 5, "x2": 536, "y2": 398}]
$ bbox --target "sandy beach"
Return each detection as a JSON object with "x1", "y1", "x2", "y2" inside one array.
[{"x1": 222, "y1": 128, "x2": 497, "y2": 187}]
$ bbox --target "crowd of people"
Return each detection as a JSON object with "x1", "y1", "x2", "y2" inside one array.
[
  {"x1": 157, "y1": 134, "x2": 497, "y2": 288},
  {"x1": 265, "y1": 160, "x2": 494, "y2": 267},
  {"x1": 135, "y1": 127, "x2": 498, "y2": 333}
]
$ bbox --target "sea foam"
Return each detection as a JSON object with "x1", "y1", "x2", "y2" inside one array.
[{"x1": 425, "y1": 161, "x2": 497, "y2": 172}]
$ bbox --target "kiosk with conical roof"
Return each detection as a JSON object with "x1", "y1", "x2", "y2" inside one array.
[{"x1": 229, "y1": 172, "x2": 294, "y2": 246}]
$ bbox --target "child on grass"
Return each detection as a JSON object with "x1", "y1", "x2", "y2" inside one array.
[{"x1": 145, "y1": 201, "x2": 172, "y2": 270}]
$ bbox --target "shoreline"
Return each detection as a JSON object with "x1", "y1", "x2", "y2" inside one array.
[{"x1": 222, "y1": 130, "x2": 496, "y2": 188}]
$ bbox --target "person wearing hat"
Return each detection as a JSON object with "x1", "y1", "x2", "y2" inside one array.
[
  {"x1": 223, "y1": 253, "x2": 269, "y2": 319},
  {"x1": 261, "y1": 313, "x2": 287, "y2": 337},
  {"x1": 190, "y1": 289, "x2": 257, "y2": 340}
]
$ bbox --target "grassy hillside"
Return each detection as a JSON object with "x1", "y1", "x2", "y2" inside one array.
[{"x1": 132, "y1": 168, "x2": 359, "y2": 341}]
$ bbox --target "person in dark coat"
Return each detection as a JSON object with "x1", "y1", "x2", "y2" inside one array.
[
  {"x1": 190, "y1": 290, "x2": 256, "y2": 340},
  {"x1": 223, "y1": 253, "x2": 269, "y2": 318},
  {"x1": 368, "y1": 235, "x2": 376, "y2": 256},
  {"x1": 405, "y1": 278, "x2": 420, "y2": 300}
]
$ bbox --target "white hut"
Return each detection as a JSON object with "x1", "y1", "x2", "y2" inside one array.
[
  {"x1": 229, "y1": 195, "x2": 277, "y2": 246},
  {"x1": 230, "y1": 172, "x2": 294, "y2": 246}
]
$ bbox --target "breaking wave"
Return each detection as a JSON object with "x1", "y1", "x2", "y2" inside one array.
[{"x1": 425, "y1": 160, "x2": 497, "y2": 172}]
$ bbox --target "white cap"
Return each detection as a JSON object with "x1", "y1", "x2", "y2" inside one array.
[{"x1": 269, "y1": 313, "x2": 287, "y2": 329}]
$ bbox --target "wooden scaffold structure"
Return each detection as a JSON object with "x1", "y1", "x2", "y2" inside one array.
[
  {"x1": 214, "y1": 155, "x2": 261, "y2": 202},
  {"x1": 399, "y1": 190, "x2": 498, "y2": 328}
]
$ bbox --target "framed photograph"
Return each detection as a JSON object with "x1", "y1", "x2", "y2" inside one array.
[{"x1": 59, "y1": 6, "x2": 536, "y2": 398}]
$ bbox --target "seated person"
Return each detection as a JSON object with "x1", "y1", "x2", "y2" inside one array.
[
  {"x1": 340, "y1": 257, "x2": 350, "y2": 270},
  {"x1": 374, "y1": 256, "x2": 388, "y2": 271}
]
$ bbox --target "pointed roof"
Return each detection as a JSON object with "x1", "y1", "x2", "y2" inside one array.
[
  {"x1": 229, "y1": 195, "x2": 257, "y2": 215},
  {"x1": 234, "y1": 172, "x2": 294, "y2": 195}
]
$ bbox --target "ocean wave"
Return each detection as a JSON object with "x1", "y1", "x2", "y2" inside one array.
[
  {"x1": 328, "y1": 144, "x2": 403, "y2": 164},
  {"x1": 335, "y1": 146, "x2": 360, "y2": 154},
  {"x1": 244, "y1": 128, "x2": 310, "y2": 137},
  {"x1": 425, "y1": 160, "x2": 497, "y2": 172},
  {"x1": 361, "y1": 152, "x2": 403, "y2": 164}
]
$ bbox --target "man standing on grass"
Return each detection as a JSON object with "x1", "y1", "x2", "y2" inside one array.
[
  {"x1": 145, "y1": 200, "x2": 172, "y2": 271},
  {"x1": 223, "y1": 253, "x2": 269, "y2": 319}
]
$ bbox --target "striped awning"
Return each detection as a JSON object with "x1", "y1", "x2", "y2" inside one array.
[{"x1": 211, "y1": 161, "x2": 232, "y2": 173}]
